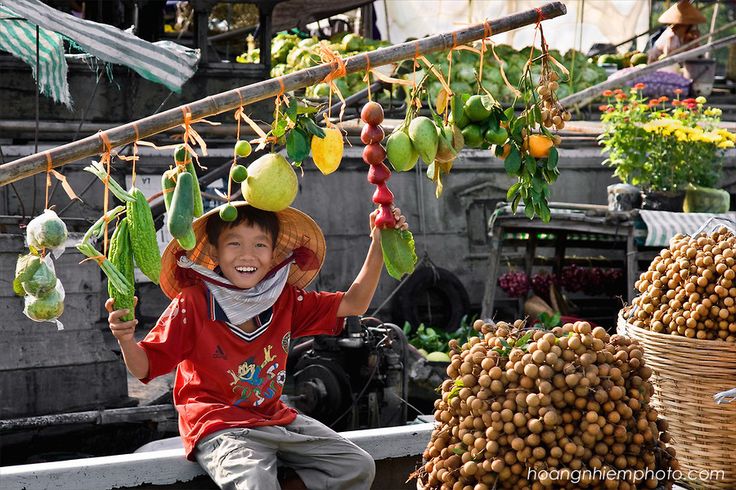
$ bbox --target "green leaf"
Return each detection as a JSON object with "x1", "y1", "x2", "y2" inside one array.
[
  {"x1": 539, "y1": 201, "x2": 551, "y2": 222},
  {"x1": 272, "y1": 118, "x2": 288, "y2": 138},
  {"x1": 284, "y1": 99, "x2": 298, "y2": 122},
  {"x1": 286, "y1": 128, "x2": 309, "y2": 162},
  {"x1": 516, "y1": 331, "x2": 534, "y2": 347},
  {"x1": 499, "y1": 338, "x2": 510, "y2": 349},
  {"x1": 547, "y1": 147, "x2": 559, "y2": 170},
  {"x1": 524, "y1": 155, "x2": 537, "y2": 175},
  {"x1": 297, "y1": 105, "x2": 318, "y2": 115},
  {"x1": 524, "y1": 203, "x2": 535, "y2": 219},
  {"x1": 504, "y1": 147, "x2": 521, "y2": 175},
  {"x1": 511, "y1": 193, "x2": 522, "y2": 213},
  {"x1": 480, "y1": 94, "x2": 494, "y2": 112},
  {"x1": 504, "y1": 106, "x2": 515, "y2": 121},
  {"x1": 303, "y1": 117, "x2": 326, "y2": 139},
  {"x1": 380, "y1": 228, "x2": 418, "y2": 280},
  {"x1": 452, "y1": 447, "x2": 466, "y2": 455},
  {"x1": 506, "y1": 182, "x2": 521, "y2": 201}
]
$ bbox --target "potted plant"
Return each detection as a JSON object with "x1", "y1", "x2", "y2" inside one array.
[{"x1": 599, "y1": 84, "x2": 735, "y2": 212}]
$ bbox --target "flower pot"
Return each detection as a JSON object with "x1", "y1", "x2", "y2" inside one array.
[
  {"x1": 640, "y1": 190, "x2": 686, "y2": 212},
  {"x1": 607, "y1": 184, "x2": 641, "y2": 211},
  {"x1": 683, "y1": 185, "x2": 730, "y2": 213}
]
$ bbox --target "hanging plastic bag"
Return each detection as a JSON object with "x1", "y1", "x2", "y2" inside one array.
[
  {"x1": 23, "y1": 278, "x2": 65, "y2": 330},
  {"x1": 26, "y1": 209, "x2": 68, "y2": 258},
  {"x1": 21, "y1": 255, "x2": 57, "y2": 297},
  {"x1": 13, "y1": 253, "x2": 42, "y2": 296}
]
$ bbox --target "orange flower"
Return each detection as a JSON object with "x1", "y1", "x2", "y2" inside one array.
[
  {"x1": 658, "y1": 96, "x2": 669, "y2": 103},
  {"x1": 672, "y1": 100, "x2": 680, "y2": 107},
  {"x1": 602, "y1": 90, "x2": 613, "y2": 97},
  {"x1": 648, "y1": 99, "x2": 658, "y2": 106},
  {"x1": 615, "y1": 93, "x2": 626, "y2": 101},
  {"x1": 599, "y1": 105, "x2": 609, "y2": 111},
  {"x1": 673, "y1": 88, "x2": 683, "y2": 95},
  {"x1": 633, "y1": 83, "x2": 646, "y2": 90}
]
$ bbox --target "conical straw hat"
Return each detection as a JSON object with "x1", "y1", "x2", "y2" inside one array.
[
  {"x1": 159, "y1": 202, "x2": 325, "y2": 300},
  {"x1": 658, "y1": 1, "x2": 707, "y2": 25}
]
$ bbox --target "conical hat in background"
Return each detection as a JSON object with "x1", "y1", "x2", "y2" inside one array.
[
  {"x1": 658, "y1": 1, "x2": 707, "y2": 25},
  {"x1": 159, "y1": 202, "x2": 326, "y2": 300}
]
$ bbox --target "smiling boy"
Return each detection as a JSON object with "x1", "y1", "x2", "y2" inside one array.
[{"x1": 107, "y1": 202, "x2": 407, "y2": 490}]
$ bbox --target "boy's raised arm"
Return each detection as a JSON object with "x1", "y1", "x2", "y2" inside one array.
[
  {"x1": 106, "y1": 297, "x2": 149, "y2": 379},
  {"x1": 337, "y1": 208, "x2": 408, "y2": 317}
]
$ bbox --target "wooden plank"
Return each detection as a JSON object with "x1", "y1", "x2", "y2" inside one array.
[
  {"x1": 0, "y1": 423, "x2": 434, "y2": 490},
  {"x1": 0, "y1": 360, "x2": 128, "y2": 418},
  {"x1": 0, "y1": 329, "x2": 117, "y2": 370}
]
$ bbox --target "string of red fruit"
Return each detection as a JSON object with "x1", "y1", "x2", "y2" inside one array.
[{"x1": 360, "y1": 101, "x2": 396, "y2": 228}]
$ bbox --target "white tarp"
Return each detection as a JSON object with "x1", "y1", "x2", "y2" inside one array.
[{"x1": 374, "y1": 0, "x2": 651, "y2": 55}]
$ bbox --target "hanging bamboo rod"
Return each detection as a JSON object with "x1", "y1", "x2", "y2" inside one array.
[{"x1": 0, "y1": 2, "x2": 566, "y2": 188}]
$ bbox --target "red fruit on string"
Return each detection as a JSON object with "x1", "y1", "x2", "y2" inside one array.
[
  {"x1": 362, "y1": 143, "x2": 386, "y2": 166},
  {"x1": 361, "y1": 124, "x2": 385, "y2": 145},
  {"x1": 367, "y1": 161, "x2": 391, "y2": 185},
  {"x1": 361, "y1": 101, "x2": 384, "y2": 126},
  {"x1": 374, "y1": 204, "x2": 396, "y2": 229},
  {"x1": 372, "y1": 183, "x2": 394, "y2": 205}
]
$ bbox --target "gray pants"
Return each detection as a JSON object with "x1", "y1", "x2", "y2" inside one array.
[{"x1": 195, "y1": 414, "x2": 376, "y2": 490}]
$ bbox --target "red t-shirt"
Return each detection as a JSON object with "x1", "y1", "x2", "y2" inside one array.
[{"x1": 138, "y1": 283, "x2": 345, "y2": 459}]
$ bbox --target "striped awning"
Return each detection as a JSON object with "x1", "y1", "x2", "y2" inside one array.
[
  {"x1": 639, "y1": 210, "x2": 736, "y2": 247},
  {"x1": 0, "y1": 0, "x2": 199, "y2": 95},
  {"x1": 0, "y1": 5, "x2": 70, "y2": 107}
]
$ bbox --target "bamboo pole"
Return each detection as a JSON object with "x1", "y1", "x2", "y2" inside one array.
[
  {"x1": 0, "y1": 2, "x2": 567, "y2": 188},
  {"x1": 559, "y1": 33, "x2": 736, "y2": 109}
]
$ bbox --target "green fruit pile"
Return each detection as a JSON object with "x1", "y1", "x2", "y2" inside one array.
[{"x1": 451, "y1": 94, "x2": 508, "y2": 150}]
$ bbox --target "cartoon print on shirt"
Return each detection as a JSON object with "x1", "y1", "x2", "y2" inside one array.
[
  {"x1": 229, "y1": 345, "x2": 282, "y2": 407},
  {"x1": 281, "y1": 332, "x2": 290, "y2": 353}
]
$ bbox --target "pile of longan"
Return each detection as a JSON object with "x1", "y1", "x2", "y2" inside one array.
[
  {"x1": 629, "y1": 227, "x2": 736, "y2": 342},
  {"x1": 416, "y1": 320, "x2": 677, "y2": 490}
]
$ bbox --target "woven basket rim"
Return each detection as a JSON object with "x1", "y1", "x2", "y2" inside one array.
[{"x1": 618, "y1": 311, "x2": 736, "y2": 354}]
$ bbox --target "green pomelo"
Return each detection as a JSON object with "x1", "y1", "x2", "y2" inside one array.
[
  {"x1": 462, "y1": 124, "x2": 484, "y2": 149},
  {"x1": 24, "y1": 286, "x2": 64, "y2": 321},
  {"x1": 14, "y1": 254, "x2": 42, "y2": 297},
  {"x1": 22, "y1": 261, "x2": 57, "y2": 297},
  {"x1": 241, "y1": 153, "x2": 298, "y2": 212},
  {"x1": 464, "y1": 94, "x2": 492, "y2": 122}
]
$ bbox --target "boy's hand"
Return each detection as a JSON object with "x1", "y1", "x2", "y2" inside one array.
[
  {"x1": 369, "y1": 207, "x2": 409, "y2": 239},
  {"x1": 105, "y1": 297, "x2": 139, "y2": 343}
]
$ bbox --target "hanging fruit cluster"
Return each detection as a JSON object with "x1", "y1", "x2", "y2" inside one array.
[
  {"x1": 537, "y1": 70, "x2": 571, "y2": 131},
  {"x1": 361, "y1": 101, "x2": 418, "y2": 279},
  {"x1": 14, "y1": 209, "x2": 68, "y2": 326},
  {"x1": 414, "y1": 320, "x2": 679, "y2": 489}
]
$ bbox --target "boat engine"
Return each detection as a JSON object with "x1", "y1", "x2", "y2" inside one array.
[{"x1": 286, "y1": 316, "x2": 408, "y2": 431}]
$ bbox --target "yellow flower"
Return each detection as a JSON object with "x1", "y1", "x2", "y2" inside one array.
[{"x1": 718, "y1": 140, "x2": 735, "y2": 149}]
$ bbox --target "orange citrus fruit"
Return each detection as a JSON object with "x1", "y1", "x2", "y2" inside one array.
[{"x1": 527, "y1": 134, "x2": 554, "y2": 159}]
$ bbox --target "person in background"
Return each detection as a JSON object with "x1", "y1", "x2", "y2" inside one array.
[{"x1": 647, "y1": 0, "x2": 707, "y2": 63}]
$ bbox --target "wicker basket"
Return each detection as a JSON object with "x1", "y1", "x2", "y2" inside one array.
[{"x1": 617, "y1": 313, "x2": 736, "y2": 490}]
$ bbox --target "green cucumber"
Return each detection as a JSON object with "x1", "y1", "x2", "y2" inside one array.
[
  {"x1": 161, "y1": 168, "x2": 178, "y2": 212},
  {"x1": 176, "y1": 227, "x2": 197, "y2": 251},
  {"x1": 185, "y1": 162, "x2": 204, "y2": 217},
  {"x1": 167, "y1": 171, "x2": 194, "y2": 239}
]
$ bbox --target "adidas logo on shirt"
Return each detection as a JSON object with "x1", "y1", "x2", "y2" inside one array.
[{"x1": 212, "y1": 345, "x2": 227, "y2": 360}]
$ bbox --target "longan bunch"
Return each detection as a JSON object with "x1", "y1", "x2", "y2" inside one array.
[
  {"x1": 630, "y1": 227, "x2": 736, "y2": 342},
  {"x1": 417, "y1": 320, "x2": 678, "y2": 490},
  {"x1": 537, "y1": 70, "x2": 571, "y2": 132}
]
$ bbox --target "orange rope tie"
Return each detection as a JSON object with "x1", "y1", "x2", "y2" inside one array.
[
  {"x1": 132, "y1": 124, "x2": 139, "y2": 187},
  {"x1": 412, "y1": 41, "x2": 421, "y2": 90},
  {"x1": 80, "y1": 255, "x2": 106, "y2": 267},
  {"x1": 479, "y1": 20, "x2": 493, "y2": 82},
  {"x1": 320, "y1": 44, "x2": 347, "y2": 121},
  {"x1": 535, "y1": 7, "x2": 545, "y2": 25},
  {"x1": 98, "y1": 131, "x2": 113, "y2": 256}
]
